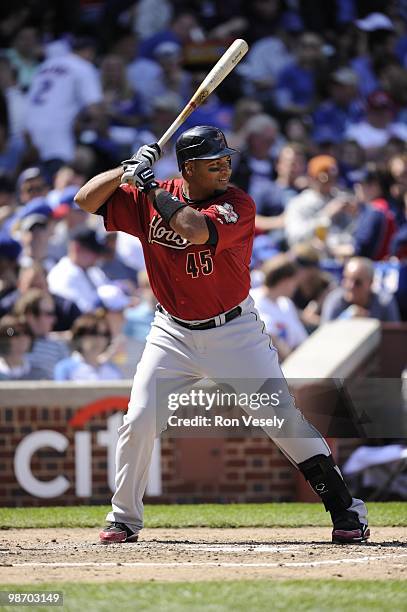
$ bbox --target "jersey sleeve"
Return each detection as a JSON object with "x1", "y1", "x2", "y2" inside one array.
[
  {"x1": 202, "y1": 192, "x2": 255, "y2": 254},
  {"x1": 103, "y1": 184, "x2": 146, "y2": 238}
]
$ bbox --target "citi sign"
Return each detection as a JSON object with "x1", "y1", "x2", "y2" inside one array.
[{"x1": 14, "y1": 397, "x2": 128, "y2": 499}]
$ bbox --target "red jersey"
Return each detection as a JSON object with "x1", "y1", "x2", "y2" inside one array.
[{"x1": 103, "y1": 178, "x2": 255, "y2": 320}]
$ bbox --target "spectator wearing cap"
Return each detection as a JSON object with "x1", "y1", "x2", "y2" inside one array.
[
  {"x1": 0, "y1": 313, "x2": 48, "y2": 380},
  {"x1": 312, "y1": 68, "x2": 364, "y2": 143},
  {"x1": 153, "y1": 41, "x2": 192, "y2": 104},
  {"x1": 47, "y1": 227, "x2": 113, "y2": 313},
  {"x1": 290, "y1": 242, "x2": 336, "y2": 331},
  {"x1": 25, "y1": 36, "x2": 104, "y2": 172},
  {"x1": 54, "y1": 312, "x2": 122, "y2": 381},
  {"x1": 13, "y1": 288, "x2": 69, "y2": 378},
  {"x1": 352, "y1": 13, "x2": 397, "y2": 98},
  {"x1": 16, "y1": 167, "x2": 49, "y2": 205},
  {"x1": 321, "y1": 257, "x2": 400, "y2": 323},
  {"x1": 250, "y1": 254, "x2": 308, "y2": 361},
  {"x1": 12, "y1": 198, "x2": 55, "y2": 271},
  {"x1": 232, "y1": 114, "x2": 282, "y2": 217},
  {"x1": 284, "y1": 155, "x2": 353, "y2": 247},
  {"x1": 333, "y1": 164, "x2": 397, "y2": 262},
  {"x1": 345, "y1": 90, "x2": 407, "y2": 159}
]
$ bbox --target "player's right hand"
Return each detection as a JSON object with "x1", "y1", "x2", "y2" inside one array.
[
  {"x1": 121, "y1": 159, "x2": 159, "y2": 193},
  {"x1": 133, "y1": 143, "x2": 161, "y2": 166}
]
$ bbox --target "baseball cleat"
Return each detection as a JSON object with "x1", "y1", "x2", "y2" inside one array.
[
  {"x1": 331, "y1": 510, "x2": 370, "y2": 544},
  {"x1": 99, "y1": 522, "x2": 138, "y2": 544}
]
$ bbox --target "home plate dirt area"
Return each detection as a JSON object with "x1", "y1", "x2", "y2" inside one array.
[{"x1": 1, "y1": 528, "x2": 406, "y2": 583}]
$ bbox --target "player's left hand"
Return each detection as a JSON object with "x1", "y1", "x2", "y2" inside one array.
[{"x1": 121, "y1": 159, "x2": 159, "y2": 193}]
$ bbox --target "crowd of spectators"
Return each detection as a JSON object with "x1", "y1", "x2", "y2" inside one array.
[{"x1": 0, "y1": 1, "x2": 407, "y2": 381}]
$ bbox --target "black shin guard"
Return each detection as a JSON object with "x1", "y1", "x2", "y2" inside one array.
[{"x1": 298, "y1": 454, "x2": 352, "y2": 514}]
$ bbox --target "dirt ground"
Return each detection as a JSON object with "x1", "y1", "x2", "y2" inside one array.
[{"x1": 0, "y1": 528, "x2": 406, "y2": 583}]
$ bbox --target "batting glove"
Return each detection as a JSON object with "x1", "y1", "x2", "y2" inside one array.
[
  {"x1": 121, "y1": 159, "x2": 159, "y2": 193},
  {"x1": 133, "y1": 142, "x2": 161, "y2": 166}
]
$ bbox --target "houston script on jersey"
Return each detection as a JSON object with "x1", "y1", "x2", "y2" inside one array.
[{"x1": 101, "y1": 179, "x2": 255, "y2": 320}]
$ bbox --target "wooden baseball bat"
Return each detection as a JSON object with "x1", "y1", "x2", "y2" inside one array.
[{"x1": 157, "y1": 39, "x2": 249, "y2": 149}]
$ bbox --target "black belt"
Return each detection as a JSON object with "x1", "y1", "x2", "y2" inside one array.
[{"x1": 157, "y1": 305, "x2": 242, "y2": 330}]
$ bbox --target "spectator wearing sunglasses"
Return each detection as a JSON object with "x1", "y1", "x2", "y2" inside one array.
[
  {"x1": 13, "y1": 288, "x2": 69, "y2": 378},
  {"x1": 54, "y1": 312, "x2": 123, "y2": 381},
  {"x1": 320, "y1": 257, "x2": 400, "y2": 323},
  {"x1": 0, "y1": 313, "x2": 47, "y2": 380}
]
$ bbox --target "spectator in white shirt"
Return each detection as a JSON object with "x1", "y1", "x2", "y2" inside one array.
[
  {"x1": 25, "y1": 36, "x2": 103, "y2": 169},
  {"x1": 47, "y1": 227, "x2": 111, "y2": 313},
  {"x1": 251, "y1": 253, "x2": 308, "y2": 361},
  {"x1": 345, "y1": 90, "x2": 407, "y2": 160}
]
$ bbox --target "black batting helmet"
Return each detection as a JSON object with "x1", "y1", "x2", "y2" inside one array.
[{"x1": 175, "y1": 126, "x2": 238, "y2": 170}]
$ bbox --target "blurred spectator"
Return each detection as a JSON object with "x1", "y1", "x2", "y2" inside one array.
[
  {"x1": 341, "y1": 164, "x2": 397, "y2": 261},
  {"x1": 13, "y1": 288, "x2": 69, "y2": 378},
  {"x1": 251, "y1": 254, "x2": 308, "y2": 360},
  {"x1": 0, "y1": 231, "x2": 21, "y2": 315},
  {"x1": 16, "y1": 167, "x2": 49, "y2": 205},
  {"x1": 0, "y1": 55, "x2": 26, "y2": 139},
  {"x1": 47, "y1": 227, "x2": 112, "y2": 313},
  {"x1": 124, "y1": 270, "x2": 156, "y2": 343},
  {"x1": 243, "y1": 0, "x2": 285, "y2": 44},
  {"x1": 133, "y1": 0, "x2": 173, "y2": 41},
  {"x1": 312, "y1": 68, "x2": 363, "y2": 143},
  {"x1": 12, "y1": 198, "x2": 55, "y2": 271},
  {"x1": 48, "y1": 186, "x2": 89, "y2": 262},
  {"x1": 284, "y1": 155, "x2": 352, "y2": 247},
  {"x1": 54, "y1": 312, "x2": 122, "y2": 381},
  {"x1": 337, "y1": 139, "x2": 367, "y2": 188},
  {"x1": 0, "y1": 172, "x2": 17, "y2": 225},
  {"x1": 100, "y1": 53, "x2": 145, "y2": 155},
  {"x1": 274, "y1": 32, "x2": 326, "y2": 117},
  {"x1": 321, "y1": 257, "x2": 400, "y2": 322},
  {"x1": 97, "y1": 283, "x2": 133, "y2": 376},
  {"x1": 345, "y1": 90, "x2": 407, "y2": 160},
  {"x1": 5, "y1": 25, "x2": 43, "y2": 91},
  {"x1": 0, "y1": 120, "x2": 26, "y2": 177},
  {"x1": 352, "y1": 13, "x2": 397, "y2": 98},
  {"x1": 152, "y1": 41, "x2": 192, "y2": 103},
  {"x1": 237, "y1": 34, "x2": 293, "y2": 99},
  {"x1": 137, "y1": 11, "x2": 205, "y2": 60},
  {"x1": 225, "y1": 98, "x2": 263, "y2": 150},
  {"x1": 388, "y1": 153, "x2": 407, "y2": 227},
  {"x1": 233, "y1": 113, "x2": 281, "y2": 212},
  {"x1": 101, "y1": 233, "x2": 138, "y2": 293},
  {"x1": 0, "y1": 262, "x2": 81, "y2": 332},
  {"x1": 254, "y1": 142, "x2": 307, "y2": 237},
  {"x1": 25, "y1": 36, "x2": 104, "y2": 173},
  {"x1": 0, "y1": 313, "x2": 47, "y2": 380},
  {"x1": 291, "y1": 242, "x2": 336, "y2": 331}
]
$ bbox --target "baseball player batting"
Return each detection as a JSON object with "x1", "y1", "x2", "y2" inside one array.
[{"x1": 75, "y1": 126, "x2": 369, "y2": 545}]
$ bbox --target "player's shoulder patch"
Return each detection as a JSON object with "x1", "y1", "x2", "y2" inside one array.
[{"x1": 215, "y1": 202, "x2": 239, "y2": 224}]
